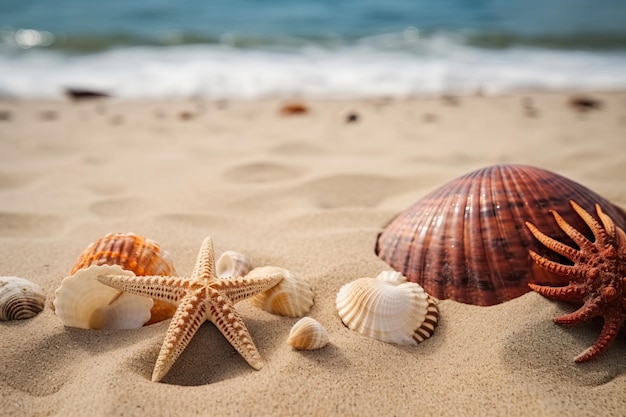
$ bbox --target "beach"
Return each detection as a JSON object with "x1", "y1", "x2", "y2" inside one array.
[{"x1": 1, "y1": 92, "x2": 626, "y2": 416}]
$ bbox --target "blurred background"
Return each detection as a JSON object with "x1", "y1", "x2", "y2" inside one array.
[{"x1": 1, "y1": 0, "x2": 626, "y2": 99}]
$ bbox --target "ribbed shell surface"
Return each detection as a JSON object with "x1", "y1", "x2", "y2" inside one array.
[
  {"x1": 54, "y1": 265, "x2": 153, "y2": 329},
  {"x1": 376, "y1": 164, "x2": 626, "y2": 306},
  {"x1": 248, "y1": 266, "x2": 314, "y2": 317},
  {"x1": 335, "y1": 273, "x2": 434, "y2": 346},
  {"x1": 216, "y1": 250, "x2": 253, "y2": 279},
  {"x1": 70, "y1": 232, "x2": 177, "y2": 276},
  {"x1": 0, "y1": 276, "x2": 46, "y2": 320},
  {"x1": 70, "y1": 233, "x2": 177, "y2": 325},
  {"x1": 287, "y1": 317, "x2": 329, "y2": 350}
]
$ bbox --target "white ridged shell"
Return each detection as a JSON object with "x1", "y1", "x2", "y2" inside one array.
[
  {"x1": 287, "y1": 317, "x2": 329, "y2": 350},
  {"x1": 54, "y1": 264, "x2": 153, "y2": 329},
  {"x1": 0, "y1": 276, "x2": 46, "y2": 320},
  {"x1": 247, "y1": 266, "x2": 314, "y2": 317},
  {"x1": 216, "y1": 250, "x2": 253, "y2": 278},
  {"x1": 335, "y1": 271, "x2": 438, "y2": 345}
]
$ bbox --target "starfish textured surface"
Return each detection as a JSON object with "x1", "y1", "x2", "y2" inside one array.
[
  {"x1": 526, "y1": 200, "x2": 626, "y2": 362},
  {"x1": 97, "y1": 236, "x2": 283, "y2": 382}
]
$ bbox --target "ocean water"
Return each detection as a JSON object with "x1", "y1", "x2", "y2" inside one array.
[{"x1": 1, "y1": 0, "x2": 626, "y2": 99}]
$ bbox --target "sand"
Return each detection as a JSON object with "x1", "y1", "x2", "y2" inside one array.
[{"x1": 1, "y1": 92, "x2": 625, "y2": 417}]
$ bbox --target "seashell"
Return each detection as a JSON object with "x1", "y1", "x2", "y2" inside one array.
[
  {"x1": 247, "y1": 266, "x2": 314, "y2": 317},
  {"x1": 279, "y1": 101, "x2": 309, "y2": 116},
  {"x1": 145, "y1": 299, "x2": 177, "y2": 326},
  {"x1": 336, "y1": 271, "x2": 438, "y2": 345},
  {"x1": 376, "y1": 164, "x2": 626, "y2": 306},
  {"x1": 0, "y1": 276, "x2": 46, "y2": 320},
  {"x1": 287, "y1": 317, "x2": 329, "y2": 350},
  {"x1": 54, "y1": 264, "x2": 153, "y2": 329},
  {"x1": 216, "y1": 250, "x2": 252, "y2": 278},
  {"x1": 70, "y1": 232, "x2": 177, "y2": 276},
  {"x1": 568, "y1": 95, "x2": 602, "y2": 112},
  {"x1": 70, "y1": 232, "x2": 177, "y2": 325}
]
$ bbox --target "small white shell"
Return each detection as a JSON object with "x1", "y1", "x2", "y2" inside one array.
[
  {"x1": 376, "y1": 270, "x2": 407, "y2": 285},
  {"x1": 0, "y1": 276, "x2": 46, "y2": 320},
  {"x1": 54, "y1": 264, "x2": 153, "y2": 329},
  {"x1": 287, "y1": 317, "x2": 329, "y2": 350},
  {"x1": 335, "y1": 271, "x2": 438, "y2": 345},
  {"x1": 216, "y1": 250, "x2": 252, "y2": 278},
  {"x1": 247, "y1": 266, "x2": 314, "y2": 317}
]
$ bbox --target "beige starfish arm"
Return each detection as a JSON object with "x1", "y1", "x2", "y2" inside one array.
[
  {"x1": 550, "y1": 208, "x2": 595, "y2": 251},
  {"x1": 525, "y1": 222, "x2": 581, "y2": 261},
  {"x1": 98, "y1": 274, "x2": 188, "y2": 305},
  {"x1": 218, "y1": 272, "x2": 284, "y2": 304},
  {"x1": 151, "y1": 290, "x2": 209, "y2": 382},
  {"x1": 528, "y1": 282, "x2": 586, "y2": 301},
  {"x1": 574, "y1": 314, "x2": 622, "y2": 363},
  {"x1": 209, "y1": 291, "x2": 264, "y2": 370},
  {"x1": 191, "y1": 236, "x2": 216, "y2": 282},
  {"x1": 528, "y1": 250, "x2": 585, "y2": 281}
]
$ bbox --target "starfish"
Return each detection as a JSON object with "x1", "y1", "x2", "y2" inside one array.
[
  {"x1": 97, "y1": 236, "x2": 283, "y2": 382},
  {"x1": 525, "y1": 200, "x2": 626, "y2": 363}
]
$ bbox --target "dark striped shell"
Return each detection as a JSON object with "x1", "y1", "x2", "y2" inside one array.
[
  {"x1": 0, "y1": 276, "x2": 46, "y2": 320},
  {"x1": 375, "y1": 164, "x2": 626, "y2": 306}
]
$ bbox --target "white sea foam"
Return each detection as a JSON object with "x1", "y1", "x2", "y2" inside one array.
[{"x1": 1, "y1": 42, "x2": 626, "y2": 99}]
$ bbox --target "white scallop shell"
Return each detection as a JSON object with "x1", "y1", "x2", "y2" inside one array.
[
  {"x1": 247, "y1": 266, "x2": 314, "y2": 317},
  {"x1": 335, "y1": 270, "x2": 438, "y2": 345},
  {"x1": 216, "y1": 250, "x2": 252, "y2": 278},
  {"x1": 0, "y1": 276, "x2": 46, "y2": 320},
  {"x1": 287, "y1": 317, "x2": 329, "y2": 350},
  {"x1": 376, "y1": 270, "x2": 407, "y2": 285},
  {"x1": 54, "y1": 264, "x2": 153, "y2": 329}
]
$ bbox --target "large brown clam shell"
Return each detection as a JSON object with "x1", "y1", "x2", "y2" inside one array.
[{"x1": 375, "y1": 164, "x2": 626, "y2": 306}]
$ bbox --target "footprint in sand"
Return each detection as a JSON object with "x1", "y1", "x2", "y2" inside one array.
[
  {"x1": 0, "y1": 171, "x2": 38, "y2": 190},
  {"x1": 83, "y1": 155, "x2": 108, "y2": 165},
  {"x1": 296, "y1": 174, "x2": 417, "y2": 209},
  {"x1": 84, "y1": 182, "x2": 127, "y2": 197},
  {"x1": 158, "y1": 213, "x2": 236, "y2": 230},
  {"x1": 0, "y1": 212, "x2": 65, "y2": 237},
  {"x1": 222, "y1": 161, "x2": 304, "y2": 184},
  {"x1": 270, "y1": 141, "x2": 325, "y2": 156},
  {"x1": 89, "y1": 197, "x2": 147, "y2": 218},
  {"x1": 0, "y1": 332, "x2": 75, "y2": 396},
  {"x1": 1, "y1": 328, "x2": 156, "y2": 397}
]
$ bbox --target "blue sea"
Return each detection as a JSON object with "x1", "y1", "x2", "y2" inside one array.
[{"x1": 1, "y1": 0, "x2": 626, "y2": 99}]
